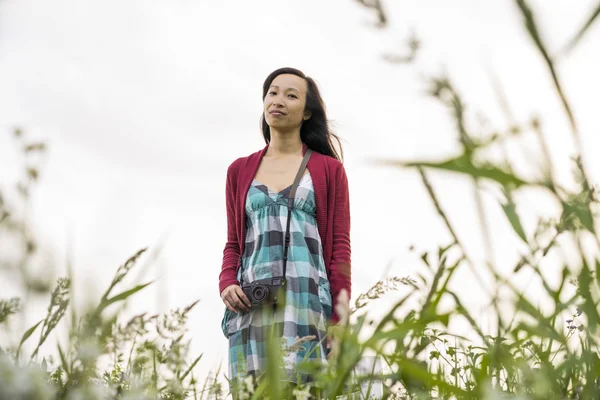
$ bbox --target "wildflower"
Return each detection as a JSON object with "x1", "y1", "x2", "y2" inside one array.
[
  {"x1": 287, "y1": 335, "x2": 316, "y2": 352},
  {"x1": 243, "y1": 375, "x2": 254, "y2": 394},
  {"x1": 293, "y1": 385, "x2": 312, "y2": 400}
]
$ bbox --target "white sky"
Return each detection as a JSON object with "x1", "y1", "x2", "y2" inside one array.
[{"x1": 1, "y1": 0, "x2": 599, "y2": 382}]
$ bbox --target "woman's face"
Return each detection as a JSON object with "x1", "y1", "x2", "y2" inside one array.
[{"x1": 264, "y1": 74, "x2": 311, "y2": 131}]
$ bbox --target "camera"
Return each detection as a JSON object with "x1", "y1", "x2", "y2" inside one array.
[{"x1": 241, "y1": 276, "x2": 287, "y2": 307}]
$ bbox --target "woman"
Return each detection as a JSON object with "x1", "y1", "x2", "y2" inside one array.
[{"x1": 219, "y1": 67, "x2": 351, "y2": 386}]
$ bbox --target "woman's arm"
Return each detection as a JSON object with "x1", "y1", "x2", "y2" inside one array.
[
  {"x1": 219, "y1": 160, "x2": 242, "y2": 294},
  {"x1": 218, "y1": 160, "x2": 253, "y2": 313},
  {"x1": 328, "y1": 163, "x2": 352, "y2": 324}
]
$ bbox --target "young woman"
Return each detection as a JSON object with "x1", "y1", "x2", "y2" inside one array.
[{"x1": 219, "y1": 67, "x2": 351, "y2": 385}]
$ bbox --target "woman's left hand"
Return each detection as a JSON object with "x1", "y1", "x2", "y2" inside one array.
[{"x1": 325, "y1": 335, "x2": 335, "y2": 359}]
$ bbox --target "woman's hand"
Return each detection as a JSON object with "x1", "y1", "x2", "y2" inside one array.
[
  {"x1": 326, "y1": 334, "x2": 337, "y2": 360},
  {"x1": 221, "y1": 284, "x2": 252, "y2": 313}
]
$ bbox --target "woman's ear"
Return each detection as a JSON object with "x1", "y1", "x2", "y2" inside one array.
[{"x1": 303, "y1": 110, "x2": 312, "y2": 121}]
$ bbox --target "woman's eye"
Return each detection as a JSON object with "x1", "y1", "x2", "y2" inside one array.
[
  {"x1": 269, "y1": 91, "x2": 277, "y2": 95},
  {"x1": 288, "y1": 94, "x2": 297, "y2": 99}
]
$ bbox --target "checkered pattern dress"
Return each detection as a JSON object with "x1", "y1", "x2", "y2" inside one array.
[{"x1": 221, "y1": 171, "x2": 333, "y2": 383}]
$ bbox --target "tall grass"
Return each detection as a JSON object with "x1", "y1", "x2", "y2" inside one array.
[{"x1": 1, "y1": 0, "x2": 600, "y2": 398}]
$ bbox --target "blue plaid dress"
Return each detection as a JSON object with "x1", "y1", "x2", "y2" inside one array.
[{"x1": 221, "y1": 171, "x2": 333, "y2": 383}]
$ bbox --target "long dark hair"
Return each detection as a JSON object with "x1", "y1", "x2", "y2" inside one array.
[{"x1": 260, "y1": 67, "x2": 343, "y2": 162}]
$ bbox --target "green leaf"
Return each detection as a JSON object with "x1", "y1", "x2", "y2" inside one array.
[
  {"x1": 576, "y1": 206, "x2": 595, "y2": 234},
  {"x1": 562, "y1": 2, "x2": 600, "y2": 54},
  {"x1": 515, "y1": 296, "x2": 547, "y2": 323},
  {"x1": 501, "y1": 197, "x2": 528, "y2": 243},
  {"x1": 397, "y1": 357, "x2": 469, "y2": 396},
  {"x1": 179, "y1": 354, "x2": 202, "y2": 382},
  {"x1": 562, "y1": 201, "x2": 596, "y2": 234},
  {"x1": 420, "y1": 251, "x2": 431, "y2": 269},
  {"x1": 265, "y1": 325, "x2": 282, "y2": 400},
  {"x1": 401, "y1": 153, "x2": 529, "y2": 187},
  {"x1": 514, "y1": 322, "x2": 561, "y2": 341},
  {"x1": 438, "y1": 242, "x2": 455, "y2": 261},
  {"x1": 16, "y1": 319, "x2": 43, "y2": 357},
  {"x1": 595, "y1": 259, "x2": 600, "y2": 289},
  {"x1": 251, "y1": 379, "x2": 269, "y2": 400},
  {"x1": 514, "y1": 0, "x2": 579, "y2": 137},
  {"x1": 101, "y1": 281, "x2": 154, "y2": 308},
  {"x1": 578, "y1": 263, "x2": 600, "y2": 333},
  {"x1": 57, "y1": 342, "x2": 70, "y2": 378}
]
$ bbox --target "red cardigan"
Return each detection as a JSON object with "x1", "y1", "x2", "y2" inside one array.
[{"x1": 219, "y1": 143, "x2": 351, "y2": 324}]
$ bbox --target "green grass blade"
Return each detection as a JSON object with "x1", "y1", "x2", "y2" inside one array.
[
  {"x1": 101, "y1": 281, "x2": 154, "y2": 309},
  {"x1": 57, "y1": 342, "x2": 70, "y2": 379},
  {"x1": 562, "y1": 2, "x2": 600, "y2": 54},
  {"x1": 514, "y1": 0, "x2": 581, "y2": 147},
  {"x1": 501, "y1": 196, "x2": 528, "y2": 243},
  {"x1": 265, "y1": 322, "x2": 282, "y2": 399},
  {"x1": 179, "y1": 354, "x2": 203, "y2": 382},
  {"x1": 400, "y1": 153, "x2": 530, "y2": 187},
  {"x1": 16, "y1": 319, "x2": 43, "y2": 358}
]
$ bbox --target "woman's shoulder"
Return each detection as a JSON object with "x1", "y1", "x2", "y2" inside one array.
[
  {"x1": 226, "y1": 147, "x2": 266, "y2": 176},
  {"x1": 311, "y1": 150, "x2": 346, "y2": 174}
]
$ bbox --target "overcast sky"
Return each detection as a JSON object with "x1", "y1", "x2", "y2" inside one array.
[{"x1": 1, "y1": 0, "x2": 599, "y2": 381}]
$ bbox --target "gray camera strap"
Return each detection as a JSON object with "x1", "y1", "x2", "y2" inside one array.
[{"x1": 282, "y1": 149, "x2": 312, "y2": 280}]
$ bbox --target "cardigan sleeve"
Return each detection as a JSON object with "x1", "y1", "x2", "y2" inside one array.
[
  {"x1": 218, "y1": 160, "x2": 242, "y2": 295},
  {"x1": 329, "y1": 163, "x2": 352, "y2": 324}
]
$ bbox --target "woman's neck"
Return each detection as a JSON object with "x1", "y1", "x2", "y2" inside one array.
[{"x1": 267, "y1": 129, "x2": 303, "y2": 157}]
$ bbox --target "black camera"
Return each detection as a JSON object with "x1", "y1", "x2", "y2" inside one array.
[{"x1": 241, "y1": 276, "x2": 287, "y2": 307}]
